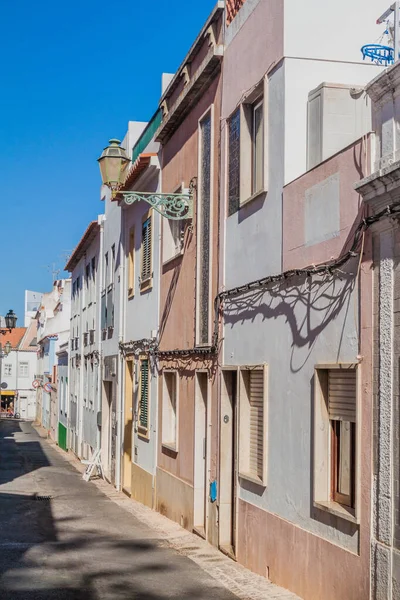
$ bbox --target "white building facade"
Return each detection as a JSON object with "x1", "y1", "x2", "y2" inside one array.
[
  {"x1": 35, "y1": 279, "x2": 71, "y2": 437},
  {"x1": 66, "y1": 220, "x2": 101, "y2": 459}
]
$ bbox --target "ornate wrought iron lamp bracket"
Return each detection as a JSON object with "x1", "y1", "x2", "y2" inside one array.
[{"x1": 117, "y1": 177, "x2": 197, "y2": 220}]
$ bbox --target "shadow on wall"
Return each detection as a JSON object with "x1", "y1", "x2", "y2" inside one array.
[
  {"x1": 0, "y1": 421, "x2": 234, "y2": 600},
  {"x1": 224, "y1": 258, "x2": 357, "y2": 374},
  {"x1": 158, "y1": 225, "x2": 193, "y2": 344}
]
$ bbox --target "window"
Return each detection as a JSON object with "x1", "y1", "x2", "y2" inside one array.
[
  {"x1": 128, "y1": 227, "x2": 135, "y2": 297},
  {"x1": 252, "y1": 100, "x2": 264, "y2": 194},
  {"x1": 162, "y1": 371, "x2": 178, "y2": 450},
  {"x1": 239, "y1": 366, "x2": 268, "y2": 485},
  {"x1": 101, "y1": 293, "x2": 107, "y2": 330},
  {"x1": 314, "y1": 365, "x2": 358, "y2": 521},
  {"x1": 163, "y1": 216, "x2": 184, "y2": 264},
  {"x1": 228, "y1": 108, "x2": 240, "y2": 215},
  {"x1": 85, "y1": 264, "x2": 91, "y2": 304},
  {"x1": 329, "y1": 369, "x2": 356, "y2": 508},
  {"x1": 65, "y1": 376, "x2": 68, "y2": 417},
  {"x1": 229, "y1": 84, "x2": 267, "y2": 212},
  {"x1": 138, "y1": 359, "x2": 149, "y2": 434},
  {"x1": 19, "y1": 362, "x2": 29, "y2": 377},
  {"x1": 4, "y1": 364, "x2": 12, "y2": 376},
  {"x1": 197, "y1": 111, "x2": 212, "y2": 345},
  {"x1": 106, "y1": 287, "x2": 114, "y2": 329},
  {"x1": 104, "y1": 252, "x2": 109, "y2": 290},
  {"x1": 141, "y1": 213, "x2": 152, "y2": 290},
  {"x1": 110, "y1": 244, "x2": 116, "y2": 287}
]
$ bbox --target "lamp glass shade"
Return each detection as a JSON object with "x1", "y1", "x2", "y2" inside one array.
[
  {"x1": 5, "y1": 310, "x2": 17, "y2": 330},
  {"x1": 98, "y1": 139, "x2": 130, "y2": 189},
  {"x1": 4, "y1": 342, "x2": 11, "y2": 356}
]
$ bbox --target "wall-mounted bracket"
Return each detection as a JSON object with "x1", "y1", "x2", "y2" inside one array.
[{"x1": 117, "y1": 177, "x2": 197, "y2": 220}]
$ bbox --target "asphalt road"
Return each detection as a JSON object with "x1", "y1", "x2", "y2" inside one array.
[{"x1": 0, "y1": 419, "x2": 237, "y2": 600}]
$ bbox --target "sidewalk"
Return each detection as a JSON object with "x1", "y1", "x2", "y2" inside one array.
[{"x1": 34, "y1": 423, "x2": 301, "y2": 600}]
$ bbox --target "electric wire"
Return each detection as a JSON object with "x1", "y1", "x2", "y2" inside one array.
[{"x1": 129, "y1": 201, "x2": 400, "y2": 359}]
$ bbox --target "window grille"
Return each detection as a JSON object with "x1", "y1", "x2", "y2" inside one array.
[
  {"x1": 228, "y1": 109, "x2": 240, "y2": 215},
  {"x1": 198, "y1": 113, "x2": 212, "y2": 344}
]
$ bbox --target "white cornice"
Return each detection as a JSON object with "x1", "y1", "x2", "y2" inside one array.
[
  {"x1": 355, "y1": 160, "x2": 400, "y2": 210},
  {"x1": 366, "y1": 61, "x2": 400, "y2": 104}
]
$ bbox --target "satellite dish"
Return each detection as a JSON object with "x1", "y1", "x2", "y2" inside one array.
[{"x1": 1, "y1": 382, "x2": 8, "y2": 389}]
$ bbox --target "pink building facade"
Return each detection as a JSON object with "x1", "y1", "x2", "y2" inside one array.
[{"x1": 154, "y1": 3, "x2": 224, "y2": 540}]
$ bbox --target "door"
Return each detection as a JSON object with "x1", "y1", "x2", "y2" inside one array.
[
  {"x1": 123, "y1": 360, "x2": 134, "y2": 494},
  {"x1": 219, "y1": 370, "x2": 238, "y2": 558},
  {"x1": 194, "y1": 372, "x2": 208, "y2": 537}
]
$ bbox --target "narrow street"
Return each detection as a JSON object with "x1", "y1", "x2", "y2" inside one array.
[{"x1": 0, "y1": 420, "x2": 299, "y2": 600}]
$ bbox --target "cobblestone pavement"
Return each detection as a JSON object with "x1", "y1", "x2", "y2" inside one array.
[{"x1": 34, "y1": 424, "x2": 301, "y2": 600}]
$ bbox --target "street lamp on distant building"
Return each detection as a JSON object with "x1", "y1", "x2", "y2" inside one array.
[
  {"x1": 0, "y1": 310, "x2": 17, "y2": 335},
  {"x1": 0, "y1": 314, "x2": 17, "y2": 415}
]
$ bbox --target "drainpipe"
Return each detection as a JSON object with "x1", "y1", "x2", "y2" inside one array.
[
  {"x1": 97, "y1": 214, "x2": 105, "y2": 453},
  {"x1": 116, "y1": 212, "x2": 125, "y2": 491},
  {"x1": 77, "y1": 272, "x2": 84, "y2": 456}
]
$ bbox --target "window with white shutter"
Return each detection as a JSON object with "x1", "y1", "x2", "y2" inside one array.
[
  {"x1": 239, "y1": 365, "x2": 267, "y2": 485},
  {"x1": 314, "y1": 364, "x2": 358, "y2": 519},
  {"x1": 138, "y1": 359, "x2": 149, "y2": 435},
  {"x1": 141, "y1": 213, "x2": 152, "y2": 291}
]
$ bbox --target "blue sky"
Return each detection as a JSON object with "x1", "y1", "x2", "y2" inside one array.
[{"x1": 0, "y1": 0, "x2": 215, "y2": 323}]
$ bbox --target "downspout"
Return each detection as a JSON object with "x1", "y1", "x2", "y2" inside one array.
[
  {"x1": 116, "y1": 209, "x2": 126, "y2": 492},
  {"x1": 78, "y1": 271, "x2": 84, "y2": 456},
  {"x1": 67, "y1": 329, "x2": 71, "y2": 448},
  {"x1": 153, "y1": 160, "x2": 162, "y2": 507},
  {"x1": 97, "y1": 215, "x2": 105, "y2": 452}
]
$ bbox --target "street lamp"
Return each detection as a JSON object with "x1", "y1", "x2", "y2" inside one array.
[
  {"x1": 98, "y1": 138, "x2": 195, "y2": 220},
  {"x1": 0, "y1": 310, "x2": 17, "y2": 335},
  {"x1": 0, "y1": 312, "x2": 16, "y2": 416}
]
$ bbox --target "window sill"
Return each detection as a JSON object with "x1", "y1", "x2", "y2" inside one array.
[
  {"x1": 313, "y1": 500, "x2": 359, "y2": 524},
  {"x1": 161, "y1": 442, "x2": 178, "y2": 455},
  {"x1": 140, "y1": 278, "x2": 153, "y2": 293},
  {"x1": 239, "y1": 471, "x2": 266, "y2": 488},
  {"x1": 239, "y1": 188, "x2": 267, "y2": 209},
  {"x1": 163, "y1": 250, "x2": 184, "y2": 268},
  {"x1": 137, "y1": 426, "x2": 149, "y2": 441}
]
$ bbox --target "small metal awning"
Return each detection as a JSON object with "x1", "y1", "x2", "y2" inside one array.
[{"x1": 1, "y1": 390, "x2": 15, "y2": 396}]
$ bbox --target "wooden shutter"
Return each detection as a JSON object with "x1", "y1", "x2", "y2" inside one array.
[
  {"x1": 128, "y1": 228, "x2": 135, "y2": 293},
  {"x1": 141, "y1": 217, "x2": 152, "y2": 281},
  {"x1": 101, "y1": 293, "x2": 106, "y2": 330},
  {"x1": 106, "y1": 289, "x2": 113, "y2": 328},
  {"x1": 139, "y1": 360, "x2": 149, "y2": 430},
  {"x1": 328, "y1": 369, "x2": 356, "y2": 422},
  {"x1": 249, "y1": 369, "x2": 264, "y2": 479}
]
